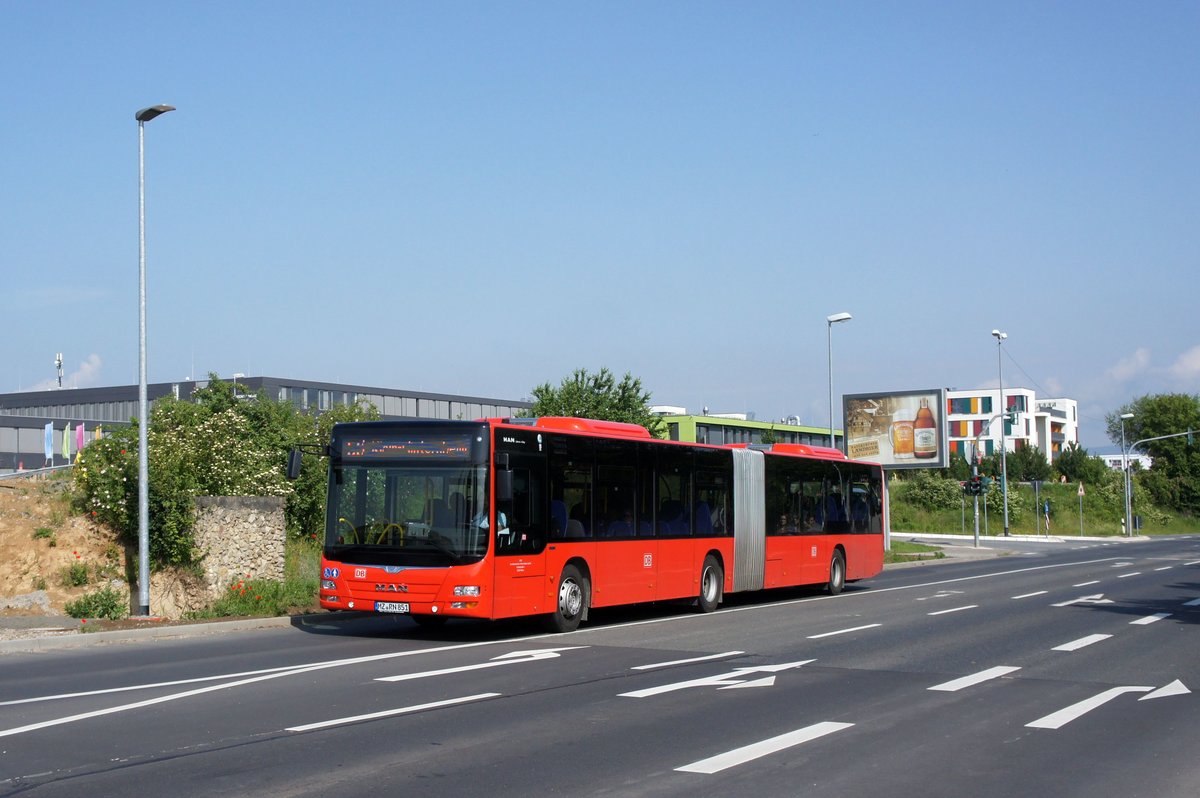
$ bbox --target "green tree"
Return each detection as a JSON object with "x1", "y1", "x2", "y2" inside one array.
[
  {"x1": 1107, "y1": 394, "x2": 1200, "y2": 514},
  {"x1": 525, "y1": 367, "x2": 665, "y2": 436},
  {"x1": 1006, "y1": 444, "x2": 1052, "y2": 483},
  {"x1": 1054, "y1": 442, "x2": 1108, "y2": 486}
]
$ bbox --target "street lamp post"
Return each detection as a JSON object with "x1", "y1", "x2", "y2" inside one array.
[
  {"x1": 136, "y1": 103, "x2": 175, "y2": 616},
  {"x1": 826, "y1": 312, "x2": 852, "y2": 450},
  {"x1": 991, "y1": 329, "x2": 1010, "y2": 537},
  {"x1": 1120, "y1": 412, "x2": 1135, "y2": 537}
]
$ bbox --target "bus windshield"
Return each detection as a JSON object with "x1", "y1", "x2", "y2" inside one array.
[{"x1": 325, "y1": 462, "x2": 489, "y2": 567}]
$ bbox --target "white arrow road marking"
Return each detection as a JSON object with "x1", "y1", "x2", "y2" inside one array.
[
  {"x1": 286, "y1": 693, "x2": 500, "y2": 732},
  {"x1": 1028, "y1": 686, "x2": 1154, "y2": 729},
  {"x1": 676, "y1": 721, "x2": 854, "y2": 774},
  {"x1": 1130, "y1": 613, "x2": 1171, "y2": 625},
  {"x1": 1140, "y1": 680, "x2": 1190, "y2": 700},
  {"x1": 929, "y1": 666, "x2": 1022, "y2": 692},
  {"x1": 720, "y1": 676, "x2": 776, "y2": 689},
  {"x1": 1052, "y1": 593, "x2": 1114, "y2": 607},
  {"x1": 619, "y1": 660, "x2": 815, "y2": 698},
  {"x1": 376, "y1": 647, "x2": 585, "y2": 682},
  {"x1": 1053, "y1": 634, "x2": 1112, "y2": 651}
]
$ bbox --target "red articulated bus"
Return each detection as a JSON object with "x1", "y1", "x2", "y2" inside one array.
[{"x1": 300, "y1": 416, "x2": 885, "y2": 632}]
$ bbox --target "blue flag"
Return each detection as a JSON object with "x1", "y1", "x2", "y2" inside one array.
[{"x1": 44, "y1": 422, "x2": 54, "y2": 461}]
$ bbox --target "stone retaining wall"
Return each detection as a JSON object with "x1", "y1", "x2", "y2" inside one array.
[{"x1": 193, "y1": 496, "x2": 286, "y2": 602}]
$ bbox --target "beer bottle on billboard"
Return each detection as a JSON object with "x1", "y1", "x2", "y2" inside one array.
[{"x1": 914, "y1": 398, "x2": 937, "y2": 459}]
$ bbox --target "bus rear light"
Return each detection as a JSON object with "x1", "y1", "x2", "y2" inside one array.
[
  {"x1": 453, "y1": 585, "x2": 481, "y2": 597},
  {"x1": 321, "y1": 580, "x2": 337, "y2": 590}
]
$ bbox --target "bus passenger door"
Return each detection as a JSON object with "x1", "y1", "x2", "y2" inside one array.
[{"x1": 493, "y1": 455, "x2": 548, "y2": 618}]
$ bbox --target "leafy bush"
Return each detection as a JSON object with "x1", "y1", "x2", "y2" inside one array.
[
  {"x1": 62, "y1": 562, "x2": 89, "y2": 587},
  {"x1": 898, "y1": 471, "x2": 965, "y2": 511},
  {"x1": 73, "y1": 376, "x2": 377, "y2": 568},
  {"x1": 65, "y1": 586, "x2": 129, "y2": 620}
]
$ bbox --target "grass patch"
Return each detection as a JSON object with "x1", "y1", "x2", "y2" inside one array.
[{"x1": 885, "y1": 540, "x2": 945, "y2": 563}]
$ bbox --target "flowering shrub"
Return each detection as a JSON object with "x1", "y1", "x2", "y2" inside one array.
[{"x1": 73, "y1": 376, "x2": 377, "y2": 567}]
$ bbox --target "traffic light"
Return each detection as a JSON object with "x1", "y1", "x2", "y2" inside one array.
[{"x1": 964, "y1": 475, "x2": 983, "y2": 495}]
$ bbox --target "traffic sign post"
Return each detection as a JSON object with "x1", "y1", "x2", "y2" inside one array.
[{"x1": 1077, "y1": 483, "x2": 1084, "y2": 537}]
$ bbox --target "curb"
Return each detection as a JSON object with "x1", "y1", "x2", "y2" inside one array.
[{"x1": 0, "y1": 615, "x2": 300, "y2": 656}]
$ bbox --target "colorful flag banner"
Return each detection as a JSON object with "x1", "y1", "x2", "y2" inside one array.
[
  {"x1": 63, "y1": 423, "x2": 71, "y2": 460},
  {"x1": 76, "y1": 422, "x2": 85, "y2": 451},
  {"x1": 44, "y1": 422, "x2": 54, "y2": 461}
]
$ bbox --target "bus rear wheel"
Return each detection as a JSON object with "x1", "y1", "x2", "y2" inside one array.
[
  {"x1": 697, "y1": 555, "x2": 722, "y2": 613},
  {"x1": 546, "y1": 564, "x2": 587, "y2": 633},
  {"x1": 827, "y1": 550, "x2": 846, "y2": 595}
]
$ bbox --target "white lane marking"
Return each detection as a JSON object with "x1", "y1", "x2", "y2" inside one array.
[
  {"x1": 1027, "y1": 686, "x2": 1153, "y2": 729},
  {"x1": 286, "y1": 693, "x2": 499, "y2": 732},
  {"x1": 929, "y1": 666, "x2": 1021, "y2": 692},
  {"x1": 1072, "y1": 581, "x2": 1100, "y2": 587},
  {"x1": 0, "y1": 663, "x2": 315, "y2": 706},
  {"x1": 927, "y1": 605, "x2": 978, "y2": 616},
  {"x1": 632, "y1": 651, "x2": 744, "y2": 671},
  {"x1": 1053, "y1": 634, "x2": 1112, "y2": 651},
  {"x1": 1118, "y1": 571, "x2": 1142, "y2": 578},
  {"x1": 1155, "y1": 567, "x2": 1173, "y2": 571},
  {"x1": 0, "y1": 660, "x2": 340, "y2": 739},
  {"x1": 1112, "y1": 562, "x2": 1135, "y2": 568},
  {"x1": 676, "y1": 721, "x2": 854, "y2": 774},
  {"x1": 1186, "y1": 560, "x2": 1200, "y2": 566},
  {"x1": 376, "y1": 647, "x2": 585, "y2": 682},
  {"x1": 1130, "y1": 613, "x2": 1171, "y2": 625},
  {"x1": 1183, "y1": 598, "x2": 1200, "y2": 606},
  {"x1": 806, "y1": 624, "x2": 882, "y2": 639},
  {"x1": 1011, "y1": 591, "x2": 1048, "y2": 599}
]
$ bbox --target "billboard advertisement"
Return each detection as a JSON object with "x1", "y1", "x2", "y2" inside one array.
[{"x1": 843, "y1": 388, "x2": 947, "y2": 470}]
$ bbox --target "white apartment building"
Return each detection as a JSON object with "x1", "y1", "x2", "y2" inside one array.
[{"x1": 945, "y1": 388, "x2": 1079, "y2": 464}]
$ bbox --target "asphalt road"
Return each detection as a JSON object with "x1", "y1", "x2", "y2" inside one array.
[{"x1": 2, "y1": 535, "x2": 1198, "y2": 797}]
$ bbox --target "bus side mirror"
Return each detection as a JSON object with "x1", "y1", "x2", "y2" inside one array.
[
  {"x1": 286, "y1": 449, "x2": 302, "y2": 480},
  {"x1": 495, "y1": 452, "x2": 512, "y2": 501}
]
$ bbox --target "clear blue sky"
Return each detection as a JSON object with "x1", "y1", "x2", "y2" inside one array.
[{"x1": 4, "y1": 1, "x2": 1197, "y2": 450}]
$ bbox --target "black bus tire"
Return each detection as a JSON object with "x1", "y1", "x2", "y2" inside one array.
[
  {"x1": 697, "y1": 555, "x2": 722, "y2": 613},
  {"x1": 546, "y1": 564, "x2": 587, "y2": 633},
  {"x1": 827, "y1": 550, "x2": 846, "y2": 595}
]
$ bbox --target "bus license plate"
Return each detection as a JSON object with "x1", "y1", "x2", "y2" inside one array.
[{"x1": 375, "y1": 601, "x2": 410, "y2": 613}]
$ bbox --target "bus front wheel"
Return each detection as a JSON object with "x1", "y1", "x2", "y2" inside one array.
[
  {"x1": 697, "y1": 555, "x2": 722, "y2": 613},
  {"x1": 547, "y1": 564, "x2": 587, "y2": 633},
  {"x1": 827, "y1": 550, "x2": 846, "y2": 595}
]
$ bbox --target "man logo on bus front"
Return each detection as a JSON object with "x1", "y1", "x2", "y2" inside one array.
[{"x1": 376, "y1": 583, "x2": 409, "y2": 592}]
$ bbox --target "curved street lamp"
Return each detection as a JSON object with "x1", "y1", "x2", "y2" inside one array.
[
  {"x1": 826, "y1": 312, "x2": 852, "y2": 450},
  {"x1": 991, "y1": 329, "x2": 1010, "y2": 537},
  {"x1": 136, "y1": 103, "x2": 175, "y2": 616}
]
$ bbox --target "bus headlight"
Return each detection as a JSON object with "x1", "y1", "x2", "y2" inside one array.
[
  {"x1": 321, "y1": 580, "x2": 337, "y2": 590},
  {"x1": 453, "y1": 585, "x2": 481, "y2": 597}
]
